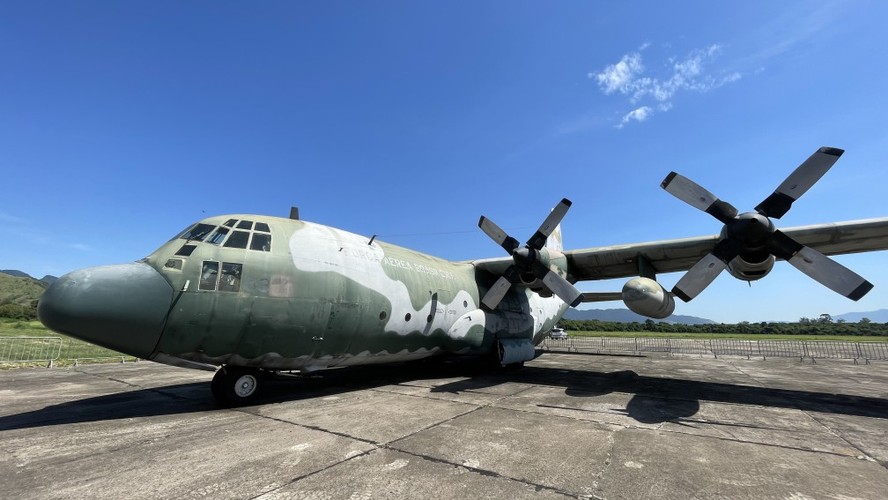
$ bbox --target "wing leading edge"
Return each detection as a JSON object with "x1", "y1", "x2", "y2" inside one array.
[{"x1": 563, "y1": 217, "x2": 888, "y2": 282}]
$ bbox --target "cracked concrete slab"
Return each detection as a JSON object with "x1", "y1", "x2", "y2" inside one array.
[{"x1": 1, "y1": 352, "x2": 887, "y2": 499}]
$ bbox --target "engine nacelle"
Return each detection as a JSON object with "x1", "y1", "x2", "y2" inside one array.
[
  {"x1": 727, "y1": 254, "x2": 775, "y2": 281},
  {"x1": 622, "y1": 277, "x2": 675, "y2": 319}
]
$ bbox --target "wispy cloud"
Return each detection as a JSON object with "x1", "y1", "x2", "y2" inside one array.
[
  {"x1": 590, "y1": 44, "x2": 742, "y2": 128},
  {"x1": 617, "y1": 106, "x2": 652, "y2": 129},
  {"x1": 594, "y1": 53, "x2": 644, "y2": 95},
  {"x1": 68, "y1": 243, "x2": 91, "y2": 252},
  {"x1": 0, "y1": 211, "x2": 25, "y2": 224}
]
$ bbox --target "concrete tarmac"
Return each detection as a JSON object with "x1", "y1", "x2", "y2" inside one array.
[{"x1": 2, "y1": 352, "x2": 888, "y2": 499}]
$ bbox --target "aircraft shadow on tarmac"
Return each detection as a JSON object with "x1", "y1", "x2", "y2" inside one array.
[{"x1": 2, "y1": 356, "x2": 887, "y2": 431}]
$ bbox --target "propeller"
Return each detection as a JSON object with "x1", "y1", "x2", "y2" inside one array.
[
  {"x1": 661, "y1": 147, "x2": 873, "y2": 302},
  {"x1": 478, "y1": 199, "x2": 582, "y2": 310}
]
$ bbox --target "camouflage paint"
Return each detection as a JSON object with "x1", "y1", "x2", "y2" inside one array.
[{"x1": 145, "y1": 215, "x2": 569, "y2": 372}]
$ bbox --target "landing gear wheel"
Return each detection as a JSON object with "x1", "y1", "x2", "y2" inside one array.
[{"x1": 211, "y1": 366, "x2": 264, "y2": 407}]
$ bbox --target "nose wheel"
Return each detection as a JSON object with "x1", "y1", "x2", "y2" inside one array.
[{"x1": 211, "y1": 366, "x2": 265, "y2": 407}]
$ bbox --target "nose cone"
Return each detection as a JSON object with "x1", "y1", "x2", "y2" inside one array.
[{"x1": 39, "y1": 263, "x2": 174, "y2": 359}]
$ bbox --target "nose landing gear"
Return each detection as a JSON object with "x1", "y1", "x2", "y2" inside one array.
[{"x1": 211, "y1": 366, "x2": 265, "y2": 407}]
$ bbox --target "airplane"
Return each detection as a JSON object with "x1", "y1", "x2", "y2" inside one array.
[{"x1": 38, "y1": 147, "x2": 888, "y2": 406}]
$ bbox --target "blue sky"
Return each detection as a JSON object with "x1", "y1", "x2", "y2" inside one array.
[{"x1": 2, "y1": 1, "x2": 887, "y2": 322}]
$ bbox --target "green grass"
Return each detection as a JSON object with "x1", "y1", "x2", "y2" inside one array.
[
  {"x1": 568, "y1": 330, "x2": 888, "y2": 342},
  {"x1": 0, "y1": 319, "x2": 135, "y2": 367},
  {"x1": 0, "y1": 273, "x2": 45, "y2": 306}
]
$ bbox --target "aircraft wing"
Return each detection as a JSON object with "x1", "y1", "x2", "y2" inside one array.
[{"x1": 564, "y1": 217, "x2": 888, "y2": 281}]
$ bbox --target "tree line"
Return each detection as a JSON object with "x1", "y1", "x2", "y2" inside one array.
[
  {"x1": 559, "y1": 316, "x2": 888, "y2": 336},
  {"x1": 0, "y1": 300, "x2": 38, "y2": 320}
]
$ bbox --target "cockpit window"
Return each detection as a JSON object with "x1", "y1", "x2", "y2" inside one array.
[
  {"x1": 250, "y1": 233, "x2": 272, "y2": 251},
  {"x1": 177, "y1": 223, "x2": 215, "y2": 242},
  {"x1": 175, "y1": 244, "x2": 197, "y2": 257},
  {"x1": 173, "y1": 220, "x2": 271, "y2": 252},
  {"x1": 206, "y1": 227, "x2": 230, "y2": 245},
  {"x1": 219, "y1": 263, "x2": 242, "y2": 292},
  {"x1": 198, "y1": 261, "x2": 242, "y2": 292},
  {"x1": 199, "y1": 261, "x2": 219, "y2": 291},
  {"x1": 223, "y1": 230, "x2": 250, "y2": 249}
]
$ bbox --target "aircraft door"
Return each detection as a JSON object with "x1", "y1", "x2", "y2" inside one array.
[{"x1": 316, "y1": 301, "x2": 364, "y2": 357}]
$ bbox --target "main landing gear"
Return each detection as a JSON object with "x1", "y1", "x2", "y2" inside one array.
[{"x1": 211, "y1": 366, "x2": 266, "y2": 407}]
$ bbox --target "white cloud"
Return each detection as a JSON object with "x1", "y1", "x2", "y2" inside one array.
[
  {"x1": 617, "y1": 106, "x2": 653, "y2": 129},
  {"x1": 592, "y1": 43, "x2": 742, "y2": 128},
  {"x1": 68, "y1": 243, "x2": 91, "y2": 252},
  {"x1": 591, "y1": 53, "x2": 644, "y2": 94}
]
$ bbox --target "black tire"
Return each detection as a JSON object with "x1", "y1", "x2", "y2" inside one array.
[{"x1": 211, "y1": 366, "x2": 264, "y2": 407}]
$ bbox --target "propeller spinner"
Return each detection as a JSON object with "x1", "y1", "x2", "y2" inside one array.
[
  {"x1": 478, "y1": 199, "x2": 582, "y2": 310},
  {"x1": 661, "y1": 147, "x2": 873, "y2": 302}
]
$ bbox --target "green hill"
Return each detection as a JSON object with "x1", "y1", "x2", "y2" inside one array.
[{"x1": 0, "y1": 272, "x2": 46, "y2": 319}]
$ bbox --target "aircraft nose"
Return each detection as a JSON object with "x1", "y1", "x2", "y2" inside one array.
[{"x1": 38, "y1": 262, "x2": 174, "y2": 359}]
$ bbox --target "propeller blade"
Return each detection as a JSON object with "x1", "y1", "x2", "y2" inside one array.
[
  {"x1": 539, "y1": 268, "x2": 583, "y2": 307},
  {"x1": 672, "y1": 253, "x2": 729, "y2": 302},
  {"x1": 481, "y1": 275, "x2": 514, "y2": 310},
  {"x1": 526, "y1": 198, "x2": 571, "y2": 250},
  {"x1": 478, "y1": 216, "x2": 520, "y2": 254},
  {"x1": 767, "y1": 230, "x2": 873, "y2": 301},
  {"x1": 787, "y1": 247, "x2": 873, "y2": 301},
  {"x1": 661, "y1": 172, "x2": 738, "y2": 224},
  {"x1": 755, "y1": 147, "x2": 844, "y2": 219}
]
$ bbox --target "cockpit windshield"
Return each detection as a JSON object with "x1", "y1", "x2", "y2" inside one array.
[
  {"x1": 176, "y1": 223, "x2": 216, "y2": 242},
  {"x1": 170, "y1": 219, "x2": 272, "y2": 252}
]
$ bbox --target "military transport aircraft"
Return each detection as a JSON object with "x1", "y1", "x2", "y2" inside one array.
[{"x1": 38, "y1": 147, "x2": 888, "y2": 406}]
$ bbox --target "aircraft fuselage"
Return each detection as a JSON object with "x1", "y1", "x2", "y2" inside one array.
[{"x1": 40, "y1": 214, "x2": 569, "y2": 373}]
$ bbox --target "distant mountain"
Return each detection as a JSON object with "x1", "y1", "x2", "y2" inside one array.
[
  {"x1": 0, "y1": 272, "x2": 46, "y2": 307},
  {"x1": 564, "y1": 307, "x2": 715, "y2": 325},
  {"x1": 39, "y1": 275, "x2": 58, "y2": 286},
  {"x1": 0, "y1": 270, "x2": 58, "y2": 287},
  {"x1": 834, "y1": 309, "x2": 888, "y2": 323},
  {"x1": 0, "y1": 269, "x2": 30, "y2": 278}
]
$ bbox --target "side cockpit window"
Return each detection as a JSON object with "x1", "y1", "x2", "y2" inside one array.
[
  {"x1": 219, "y1": 263, "x2": 242, "y2": 292},
  {"x1": 199, "y1": 261, "x2": 242, "y2": 292},
  {"x1": 199, "y1": 261, "x2": 219, "y2": 290}
]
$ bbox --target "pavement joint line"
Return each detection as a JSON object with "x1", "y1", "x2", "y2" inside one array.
[
  {"x1": 373, "y1": 384, "x2": 599, "y2": 498},
  {"x1": 379, "y1": 444, "x2": 581, "y2": 499},
  {"x1": 790, "y1": 404, "x2": 886, "y2": 470},
  {"x1": 245, "y1": 447, "x2": 377, "y2": 500},
  {"x1": 72, "y1": 366, "x2": 205, "y2": 402},
  {"x1": 501, "y1": 397, "x2": 866, "y2": 460},
  {"x1": 654, "y1": 421, "x2": 861, "y2": 459},
  {"x1": 718, "y1": 360, "x2": 885, "y2": 465},
  {"x1": 241, "y1": 389, "x2": 507, "y2": 498},
  {"x1": 231, "y1": 408, "x2": 382, "y2": 446}
]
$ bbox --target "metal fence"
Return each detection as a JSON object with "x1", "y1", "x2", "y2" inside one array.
[
  {"x1": 0, "y1": 337, "x2": 62, "y2": 366},
  {"x1": 541, "y1": 336, "x2": 888, "y2": 362},
  {"x1": 0, "y1": 336, "x2": 135, "y2": 367}
]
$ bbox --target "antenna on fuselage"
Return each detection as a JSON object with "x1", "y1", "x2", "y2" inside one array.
[{"x1": 289, "y1": 207, "x2": 299, "y2": 220}]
